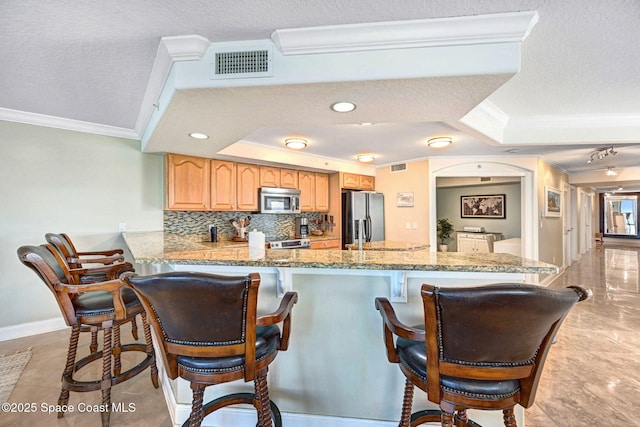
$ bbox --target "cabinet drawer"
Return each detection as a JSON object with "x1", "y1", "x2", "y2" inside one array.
[{"x1": 310, "y1": 239, "x2": 340, "y2": 249}]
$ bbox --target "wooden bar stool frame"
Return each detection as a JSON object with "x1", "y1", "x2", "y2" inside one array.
[
  {"x1": 123, "y1": 271, "x2": 297, "y2": 427},
  {"x1": 375, "y1": 283, "x2": 590, "y2": 427},
  {"x1": 18, "y1": 244, "x2": 159, "y2": 427}
]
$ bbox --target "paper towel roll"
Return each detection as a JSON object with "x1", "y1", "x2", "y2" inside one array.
[
  {"x1": 248, "y1": 229, "x2": 265, "y2": 248},
  {"x1": 248, "y1": 229, "x2": 265, "y2": 259}
]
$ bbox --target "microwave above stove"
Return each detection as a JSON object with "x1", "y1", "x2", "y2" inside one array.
[{"x1": 259, "y1": 187, "x2": 301, "y2": 214}]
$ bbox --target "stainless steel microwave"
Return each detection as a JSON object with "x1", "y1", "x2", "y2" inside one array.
[{"x1": 259, "y1": 187, "x2": 301, "y2": 214}]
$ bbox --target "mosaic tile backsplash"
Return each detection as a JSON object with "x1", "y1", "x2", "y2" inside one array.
[{"x1": 164, "y1": 211, "x2": 326, "y2": 242}]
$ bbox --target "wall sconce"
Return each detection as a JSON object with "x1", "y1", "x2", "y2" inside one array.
[{"x1": 586, "y1": 145, "x2": 617, "y2": 164}]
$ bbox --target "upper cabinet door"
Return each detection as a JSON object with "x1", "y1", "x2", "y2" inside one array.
[
  {"x1": 280, "y1": 168, "x2": 299, "y2": 189},
  {"x1": 342, "y1": 173, "x2": 360, "y2": 189},
  {"x1": 360, "y1": 175, "x2": 375, "y2": 190},
  {"x1": 236, "y1": 163, "x2": 260, "y2": 211},
  {"x1": 211, "y1": 160, "x2": 236, "y2": 210},
  {"x1": 165, "y1": 153, "x2": 210, "y2": 211},
  {"x1": 298, "y1": 171, "x2": 315, "y2": 211},
  {"x1": 315, "y1": 173, "x2": 329, "y2": 212},
  {"x1": 259, "y1": 166, "x2": 280, "y2": 188}
]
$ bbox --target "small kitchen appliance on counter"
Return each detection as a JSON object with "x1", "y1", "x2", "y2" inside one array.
[{"x1": 295, "y1": 217, "x2": 309, "y2": 238}]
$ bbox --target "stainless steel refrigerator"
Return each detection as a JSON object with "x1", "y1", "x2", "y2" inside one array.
[{"x1": 341, "y1": 190, "x2": 385, "y2": 248}]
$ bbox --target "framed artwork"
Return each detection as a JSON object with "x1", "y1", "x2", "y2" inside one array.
[
  {"x1": 396, "y1": 192, "x2": 414, "y2": 207},
  {"x1": 461, "y1": 194, "x2": 506, "y2": 219},
  {"x1": 545, "y1": 185, "x2": 562, "y2": 217}
]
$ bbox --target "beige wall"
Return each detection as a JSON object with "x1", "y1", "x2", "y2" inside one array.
[
  {"x1": 375, "y1": 160, "x2": 430, "y2": 243},
  {"x1": 0, "y1": 121, "x2": 164, "y2": 332},
  {"x1": 537, "y1": 159, "x2": 568, "y2": 266}
]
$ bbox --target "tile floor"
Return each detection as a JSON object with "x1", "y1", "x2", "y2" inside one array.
[{"x1": 1, "y1": 245, "x2": 638, "y2": 426}]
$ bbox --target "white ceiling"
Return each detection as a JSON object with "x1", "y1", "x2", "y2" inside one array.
[{"x1": 1, "y1": 0, "x2": 639, "y2": 192}]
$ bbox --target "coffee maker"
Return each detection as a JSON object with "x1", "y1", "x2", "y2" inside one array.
[{"x1": 295, "y1": 217, "x2": 309, "y2": 238}]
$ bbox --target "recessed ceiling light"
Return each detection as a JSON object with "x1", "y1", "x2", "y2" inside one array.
[
  {"x1": 356, "y1": 154, "x2": 375, "y2": 163},
  {"x1": 284, "y1": 138, "x2": 308, "y2": 149},
  {"x1": 189, "y1": 132, "x2": 209, "y2": 140},
  {"x1": 331, "y1": 101, "x2": 356, "y2": 113},
  {"x1": 427, "y1": 137, "x2": 453, "y2": 148},
  {"x1": 359, "y1": 122, "x2": 374, "y2": 126},
  {"x1": 606, "y1": 167, "x2": 617, "y2": 176}
]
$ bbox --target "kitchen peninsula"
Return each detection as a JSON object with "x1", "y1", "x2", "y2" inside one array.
[{"x1": 123, "y1": 231, "x2": 558, "y2": 427}]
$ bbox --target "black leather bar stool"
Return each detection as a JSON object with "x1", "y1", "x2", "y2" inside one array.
[
  {"x1": 123, "y1": 271, "x2": 297, "y2": 427},
  {"x1": 45, "y1": 232, "x2": 139, "y2": 353},
  {"x1": 375, "y1": 283, "x2": 590, "y2": 427},
  {"x1": 17, "y1": 244, "x2": 159, "y2": 427}
]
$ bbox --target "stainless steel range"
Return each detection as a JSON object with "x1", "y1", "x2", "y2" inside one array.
[{"x1": 268, "y1": 238, "x2": 310, "y2": 249}]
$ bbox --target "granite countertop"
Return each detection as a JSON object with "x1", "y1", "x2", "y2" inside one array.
[
  {"x1": 123, "y1": 231, "x2": 558, "y2": 274},
  {"x1": 344, "y1": 241, "x2": 430, "y2": 251}
]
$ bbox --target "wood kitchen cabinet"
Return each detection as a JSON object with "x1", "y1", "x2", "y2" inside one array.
[
  {"x1": 210, "y1": 160, "x2": 236, "y2": 210},
  {"x1": 166, "y1": 153, "x2": 325, "y2": 212},
  {"x1": 299, "y1": 171, "x2": 329, "y2": 212},
  {"x1": 211, "y1": 161, "x2": 259, "y2": 211},
  {"x1": 341, "y1": 172, "x2": 375, "y2": 190},
  {"x1": 259, "y1": 166, "x2": 280, "y2": 187},
  {"x1": 280, "y1": 168, "x2": 298, "y2": 189},
  {"x1": 314, "y1": 173, "x2": 329, "y2": 211},
  {"x1": 165, "y1": 153, "x2": 210, "y2": 210},
  {"x1": 360, "y1": 175, "x2": 375, "y2": 190},
  {"x1": 310, "y1": 239, "x2": 340, "y2": 249},
  {"x1": 236, "y1": 163, "x2": 260, "y2": 211}
]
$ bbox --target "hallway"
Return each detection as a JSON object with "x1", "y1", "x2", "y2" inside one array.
[
  {"x1": 1, "y1": 246, "x2": 639, "y2": 426},
  {"x1": 526, "y1": 245, "x2": 640, "y2": 426}
]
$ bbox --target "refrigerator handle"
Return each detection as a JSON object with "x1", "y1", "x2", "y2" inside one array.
[{"x1": 365, "y1": 215, "x2": 372, "y2": 242}]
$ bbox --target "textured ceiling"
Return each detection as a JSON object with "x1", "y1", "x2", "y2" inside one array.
[{"x1": 1, "y1": 0, "x2": 639, "y2": 191}]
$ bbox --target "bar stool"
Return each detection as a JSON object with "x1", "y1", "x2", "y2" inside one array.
[
  {"x1": 123, "y1": 271, "x2": 297, "y2": 427},
  {"x1": 17, "y1": 244, "x2": 159, "y2": 427},
  {"x1": 375, "y1": 283, "x2": 590, "y2": 427},
  {"x1": 45, "y1": 232, "x2": 139, "y2": 354}
]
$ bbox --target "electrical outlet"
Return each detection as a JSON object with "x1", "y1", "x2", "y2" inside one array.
[
  {"x1": 412, "y1": 222, "x2": 417, "y2": 229},
  {"x1": 119, "y1": 223, "x2": 126, "y2": 232},
  {"x1": 405, "y1": 222, "x2": 411, "y2": 229}
]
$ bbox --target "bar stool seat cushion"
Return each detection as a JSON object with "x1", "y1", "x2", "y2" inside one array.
[
  {"x1": 74, "y1": 288, "x2": 141, "y2": 317},
  {"x1": 397, "y1": 334, "x2": 521, "y2": 400},
  {"x1": 177, "y1": 325, "x2": 281, "y2": 373}
]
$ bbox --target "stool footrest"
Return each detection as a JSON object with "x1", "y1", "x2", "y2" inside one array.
[
  {"x1": 62, "y1": 344, "x2": 154, "y2": 393},
  {"x1": 410, "y1": 409, "x2": 483, "y2": 427},
  {"x1": 181, "y1": 392, "x2": 282, "y2": 427}
]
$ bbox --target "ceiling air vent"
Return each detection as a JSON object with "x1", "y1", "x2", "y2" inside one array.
[
  {"x1": 390, "y1": 163, "x2": 407, "y2": 173},
  {"x1": 480, "y1": 177, "x2": 492, "y2": 182},
  {"x1": 211, "y1": 47, "x2": 273, "y2": 79}
]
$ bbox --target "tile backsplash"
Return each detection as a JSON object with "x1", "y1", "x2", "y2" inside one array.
[{"x1": 164, "y1": 211, "x2": 325, "y2": 241}]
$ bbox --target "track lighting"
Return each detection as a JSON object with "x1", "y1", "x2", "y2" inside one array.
[{"x1": 586, "y1": 146, "x2": 617, "y2": 164}]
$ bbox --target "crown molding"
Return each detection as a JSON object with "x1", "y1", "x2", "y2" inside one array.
[
  {"x1": 0, "y1": 35, "x2": 211, "y2": 140},
  {"x1": 271, "y1": 11, "x2": 538, "y2": 55},
  {"x1": 0, "y1": 107, "x2": 138, "y2": 139},
  {"x1": 510, "y1": 113, "x2": 640, "y2": 129},
  {"x1": 459, "y1": 100, "x2": 511, "y2": 143},
  {"x1": 134, "y1": 35, "x2": 211, "y2": 137}
]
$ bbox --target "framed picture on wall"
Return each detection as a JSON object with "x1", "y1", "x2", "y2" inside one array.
[
  {"x1": 396, "y1": 192, "x2": 414, "y2": 207},
  {"x1": 545, "y1": 185, "x2": 562, "y2": 217},
  {"x1": 461, "y1": 194, "x2": 506, "y2": 219}
]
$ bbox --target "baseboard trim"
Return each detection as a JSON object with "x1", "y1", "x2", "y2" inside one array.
[
  {"x1": 0, "y1": 317, "x2": 67, "y2": 342},
  {"x1": 172, "y1": 404, "x2": 397, "y2": 427}
]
